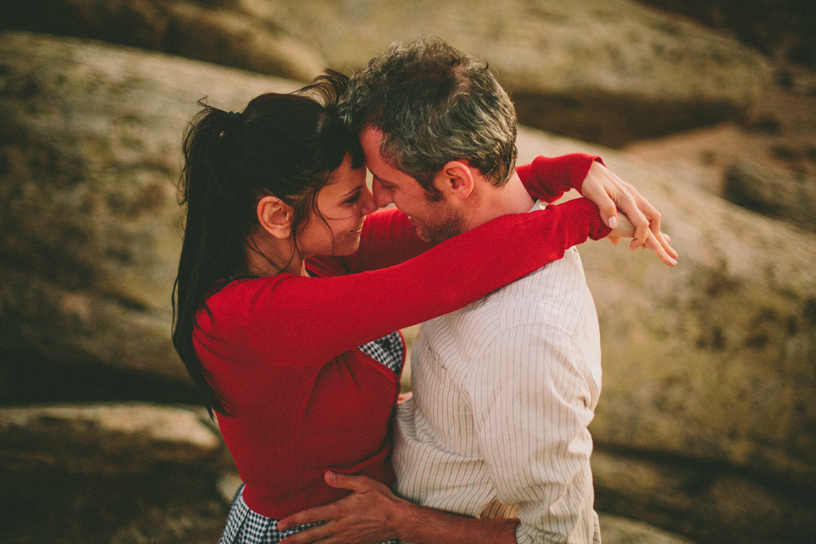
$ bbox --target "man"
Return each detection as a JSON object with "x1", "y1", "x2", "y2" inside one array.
[{"x1": 278, "y1": 38, "x2": 676, "y2": 544}]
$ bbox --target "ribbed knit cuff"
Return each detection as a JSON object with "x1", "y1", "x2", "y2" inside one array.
[
  {"x1": 559, "y1": 197, "x2": 612, "y2": 242},
  {"x1": 525, "y1": 154, "x2": 604, "y2": 194}
]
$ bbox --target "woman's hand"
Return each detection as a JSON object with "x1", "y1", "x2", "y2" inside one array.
[
  {"x1": 277, "y1": 471, "x2": 403, "y2": 544},
  {"x1": 581, "y1": 161, "x2": 678, "y2": 266}
]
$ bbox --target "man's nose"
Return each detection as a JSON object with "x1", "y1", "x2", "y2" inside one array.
[{"x1": 372, "y1": 180, "x2": 392, "y2": 208}]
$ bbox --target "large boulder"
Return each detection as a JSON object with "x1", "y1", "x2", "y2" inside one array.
[
  {"x1": 1, "y1": 0, "x2": 769, "y2": 147},
  {"x1": 0, "y1": 0, "x2": 325, "y2": 82},
  {"x1": 0, "y1": 31, "x2": 299, "y2": 382},
  {"x1": 0, "y1": 403, "x2": 234, "y2": 543},
  {"x1": 278, "y1": 0, "x2": 770, "y2": 147},
  {"x1": 518, "y1": 129, "x2": 816, "y2": 543},
  {"x1": 638, "y1": 0, "x2": 816, "y2": 67},
  {"x1": 723, "y1": 161, "x2": 816, "y2": 233},
  {"x1": 0, "y1": 30, "x2": 812, "y2": 543},
  {"x1": 0, "y1": 403, "x2": 222, "y2": 473}
]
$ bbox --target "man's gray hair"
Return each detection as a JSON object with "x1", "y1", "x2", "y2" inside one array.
[{"x1": 339, "y1": 37, "x2": 518, "y2": 198}]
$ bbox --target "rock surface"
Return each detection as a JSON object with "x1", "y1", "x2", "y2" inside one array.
[
  {"x1": 599, "y1": 512, "x2": 696, "y2": 544},
  {"x1": 723, "y1": 161, "x2": 816, "y2": 232},
  {"x1": 1, "y1": 0, "x2": 769, "y2": 147},
  {"x1": 0, "y1": 27, "x2": 813, "y2": 544},
  {"x1": 0, "y1": 31, "x2": 299, "y2": 382},
  {"x1": 592, "y1": 450, "x2": 815, "y2": 544},
  {"x1": 0, "y1": 0, "x2": 325, "y2": 82},
  {"x1": 0, "y1": 403, "x2": 222, "y2": 473},
  {"x1": 520, "y1": 129, "x2": 816, "y2": 487},
  {"x1": 0, "y1": 404, "x2": 233, "y2": 544},
  {"x1": 277, "y1": 0, "x2": 769, "y2": 146}
]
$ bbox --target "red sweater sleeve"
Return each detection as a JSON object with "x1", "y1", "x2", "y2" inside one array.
[
  {"x1": 307, "y1": 208, "x2": 433, "y2": 276},
  {"x1": 247, "y1": 198, "x2": 611, "y2": 367},
  {"x1": 517, "y1": 154, "x2": 605, "y2": 203},
  {"x1": 310, "y1": 153, "x2": 606, "y2": 275}
]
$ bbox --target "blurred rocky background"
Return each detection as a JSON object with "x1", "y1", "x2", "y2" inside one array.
[{"x1": 0, "y1": 1, "x2": 814, "y2": 543}]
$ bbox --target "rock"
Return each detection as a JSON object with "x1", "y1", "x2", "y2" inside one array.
[
  {"x1": 598, "y1": 512, "x2": 696, "y2": 544},
  {"x1": 518, "y1": 128, "x2": 816, "y2": 543},
  {"x1": 0, "y1": 403, "x2": 222, "y2": 474},
  {"x1": 0, "y1": 0, "x2": 325, "y2": 82},
  {"x1": 592, "y1": 450, "x2": 816, "y2": 544},
  {"x1": 637, "y1": 0, "x2": 816, "y2": 68},
  {"x1": 723, "y1": 161, "x2": 816, "y2": 232},
  {"x1": 0, "y1": 29, "x2": 813, "y2": 544},
  {"x1": 0, "y1": 405, "x2": 232, "y2": 543},
  {"x1": 0, "y1": 31, "x2": 299, "y2": 382},
  {"x1": 0, "y1": 401, "x2": 236, "y2": 542},
  {"x1": 2, "y1": 0, "x2": 769, "y2": 147},
  {"x1": 270, "y1": 0, "x2": 770, "y2": 147}
]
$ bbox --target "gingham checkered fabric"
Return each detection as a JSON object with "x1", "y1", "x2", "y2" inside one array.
[
  {"x1": 358, "y1": 330, "x2": 404, "y2": 376},
  {"x1": 219, "y1": 485, "x2": 323, "y2": 544},
  {"x1": 220, "y1": 485, "x2": 398, "y2": 544}
]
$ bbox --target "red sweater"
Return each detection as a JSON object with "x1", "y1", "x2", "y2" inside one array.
[{"x1": 195, "y1": 154, "x2": 608, "y2": 519}]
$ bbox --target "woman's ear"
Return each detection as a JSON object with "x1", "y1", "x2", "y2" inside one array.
[{"x1": 257, "y1": 196, "x2": 293, "y2": 239}]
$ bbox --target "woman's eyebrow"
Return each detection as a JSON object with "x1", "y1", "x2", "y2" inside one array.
[{"x1": 340, "y1": 182, "x2": 366, "y2": 196}]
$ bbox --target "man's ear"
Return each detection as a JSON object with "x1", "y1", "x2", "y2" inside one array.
[
  {"x1": 257, "y1": 196, "x2": 293, "y2": 239},
  {"x1": 435, "y1": 160, "x2": 474, "y2": 200}
]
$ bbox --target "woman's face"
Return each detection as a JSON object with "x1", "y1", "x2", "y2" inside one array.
[{"x1": 297, "y1": 153, "x2": 378, "y2": 258}]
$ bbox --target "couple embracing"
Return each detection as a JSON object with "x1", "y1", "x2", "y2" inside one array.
[{"x1": 173, "y1": 37, "x2": 677, "y2": 544}]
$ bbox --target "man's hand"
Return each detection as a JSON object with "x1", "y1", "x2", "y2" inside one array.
[
  {"x1": 277, "y1": 472, "x2": 403, "y2": 544},
  {"x1": 581, "y1": 161, "x2": 678, "y2": 266}
]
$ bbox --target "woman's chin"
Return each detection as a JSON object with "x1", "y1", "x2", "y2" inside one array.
[{"x1": 336, "y1": 235, "x2": 362, "y2": 256}]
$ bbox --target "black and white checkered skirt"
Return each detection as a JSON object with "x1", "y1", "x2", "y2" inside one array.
[
  {"x1": 219, "y1": 485, "x2": 399, "y2": 544},
  {"x1": 219, "y1": 484, "x2": 324, "y2": 544}
]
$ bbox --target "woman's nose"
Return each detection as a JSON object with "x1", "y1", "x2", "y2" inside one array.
[
  {"x1": 361, "y1": 185, "x2": 379, "y2": 215},
  {"x1": 372, "y1": 179, "x2": 392, "y2": 208}
]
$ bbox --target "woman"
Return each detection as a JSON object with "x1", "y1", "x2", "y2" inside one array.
[{"x1": 173, "y1": 74, "x2": 667, "y2": 544}]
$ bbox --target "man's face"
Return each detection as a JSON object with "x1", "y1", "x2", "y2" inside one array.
[{"x1": 359, "y1": 127, "x2": 465, "y2": 243}]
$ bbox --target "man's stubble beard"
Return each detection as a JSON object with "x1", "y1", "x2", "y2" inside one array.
[{"x1": 417, "y1": 204, "x2": 468, "y2": 244}]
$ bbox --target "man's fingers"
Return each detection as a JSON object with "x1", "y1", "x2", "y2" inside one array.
[
  {"x1": 607, "y1": 235, "x2": 622, "y2": 246},
  {"x1": 324, "y1": 471, "x2": 376, "y2": 493},
  {"x1": 278, "y1": 523, "x2": 334, "y2": 544},
  {"x1": 643, "y1": 232, "x2": 678, "y2": 266},
  {"x1": 279, "y1": 506, "x2": 332, "y2": 532},
  {"x1": 630, "y1": 221, "x2": 651, "y2": 250}
]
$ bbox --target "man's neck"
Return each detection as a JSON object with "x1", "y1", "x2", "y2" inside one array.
[{"x1": 462, "y1": 172, "x2": 535, "y2": 232}]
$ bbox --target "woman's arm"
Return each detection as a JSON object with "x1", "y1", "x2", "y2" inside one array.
[
  {"x1": 316, "y1": 154, "x2": 676, "y2": 275},
  {"x1": 277, "y1": 472, "x2": 519, "y2": 544},
  {"x1": 519, "y1": 155, "x2": 677, "y2": 263},
  {"x1": 247, "y1": 198, "x2": 610, "y2": 367},
  {"x1": 516, "y1": 153, "x2": 599, "y2": 203},
  {"x1": 320, "y1": 154, "x2": 604, "y2": 275}
]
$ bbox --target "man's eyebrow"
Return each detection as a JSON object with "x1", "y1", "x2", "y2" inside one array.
[{"x1": 372, "y1": 174, "x2": 394, "y2": 186}]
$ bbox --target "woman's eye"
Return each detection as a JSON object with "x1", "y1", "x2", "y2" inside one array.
[{"x1": 346, "y1": 191, "x2": 361, "y2": 204}]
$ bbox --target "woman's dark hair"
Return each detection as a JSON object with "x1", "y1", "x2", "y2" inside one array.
[{"x1": 172, "y1": 71, "x2": 362, "y2": 416}]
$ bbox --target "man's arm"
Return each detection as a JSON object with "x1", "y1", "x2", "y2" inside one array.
[
  {"x1": 276, "y1": 471, "x2": 519, "y2": 544},
  {"x1": 471, "y1": 320, "x2": 599, "y2": 544}
]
